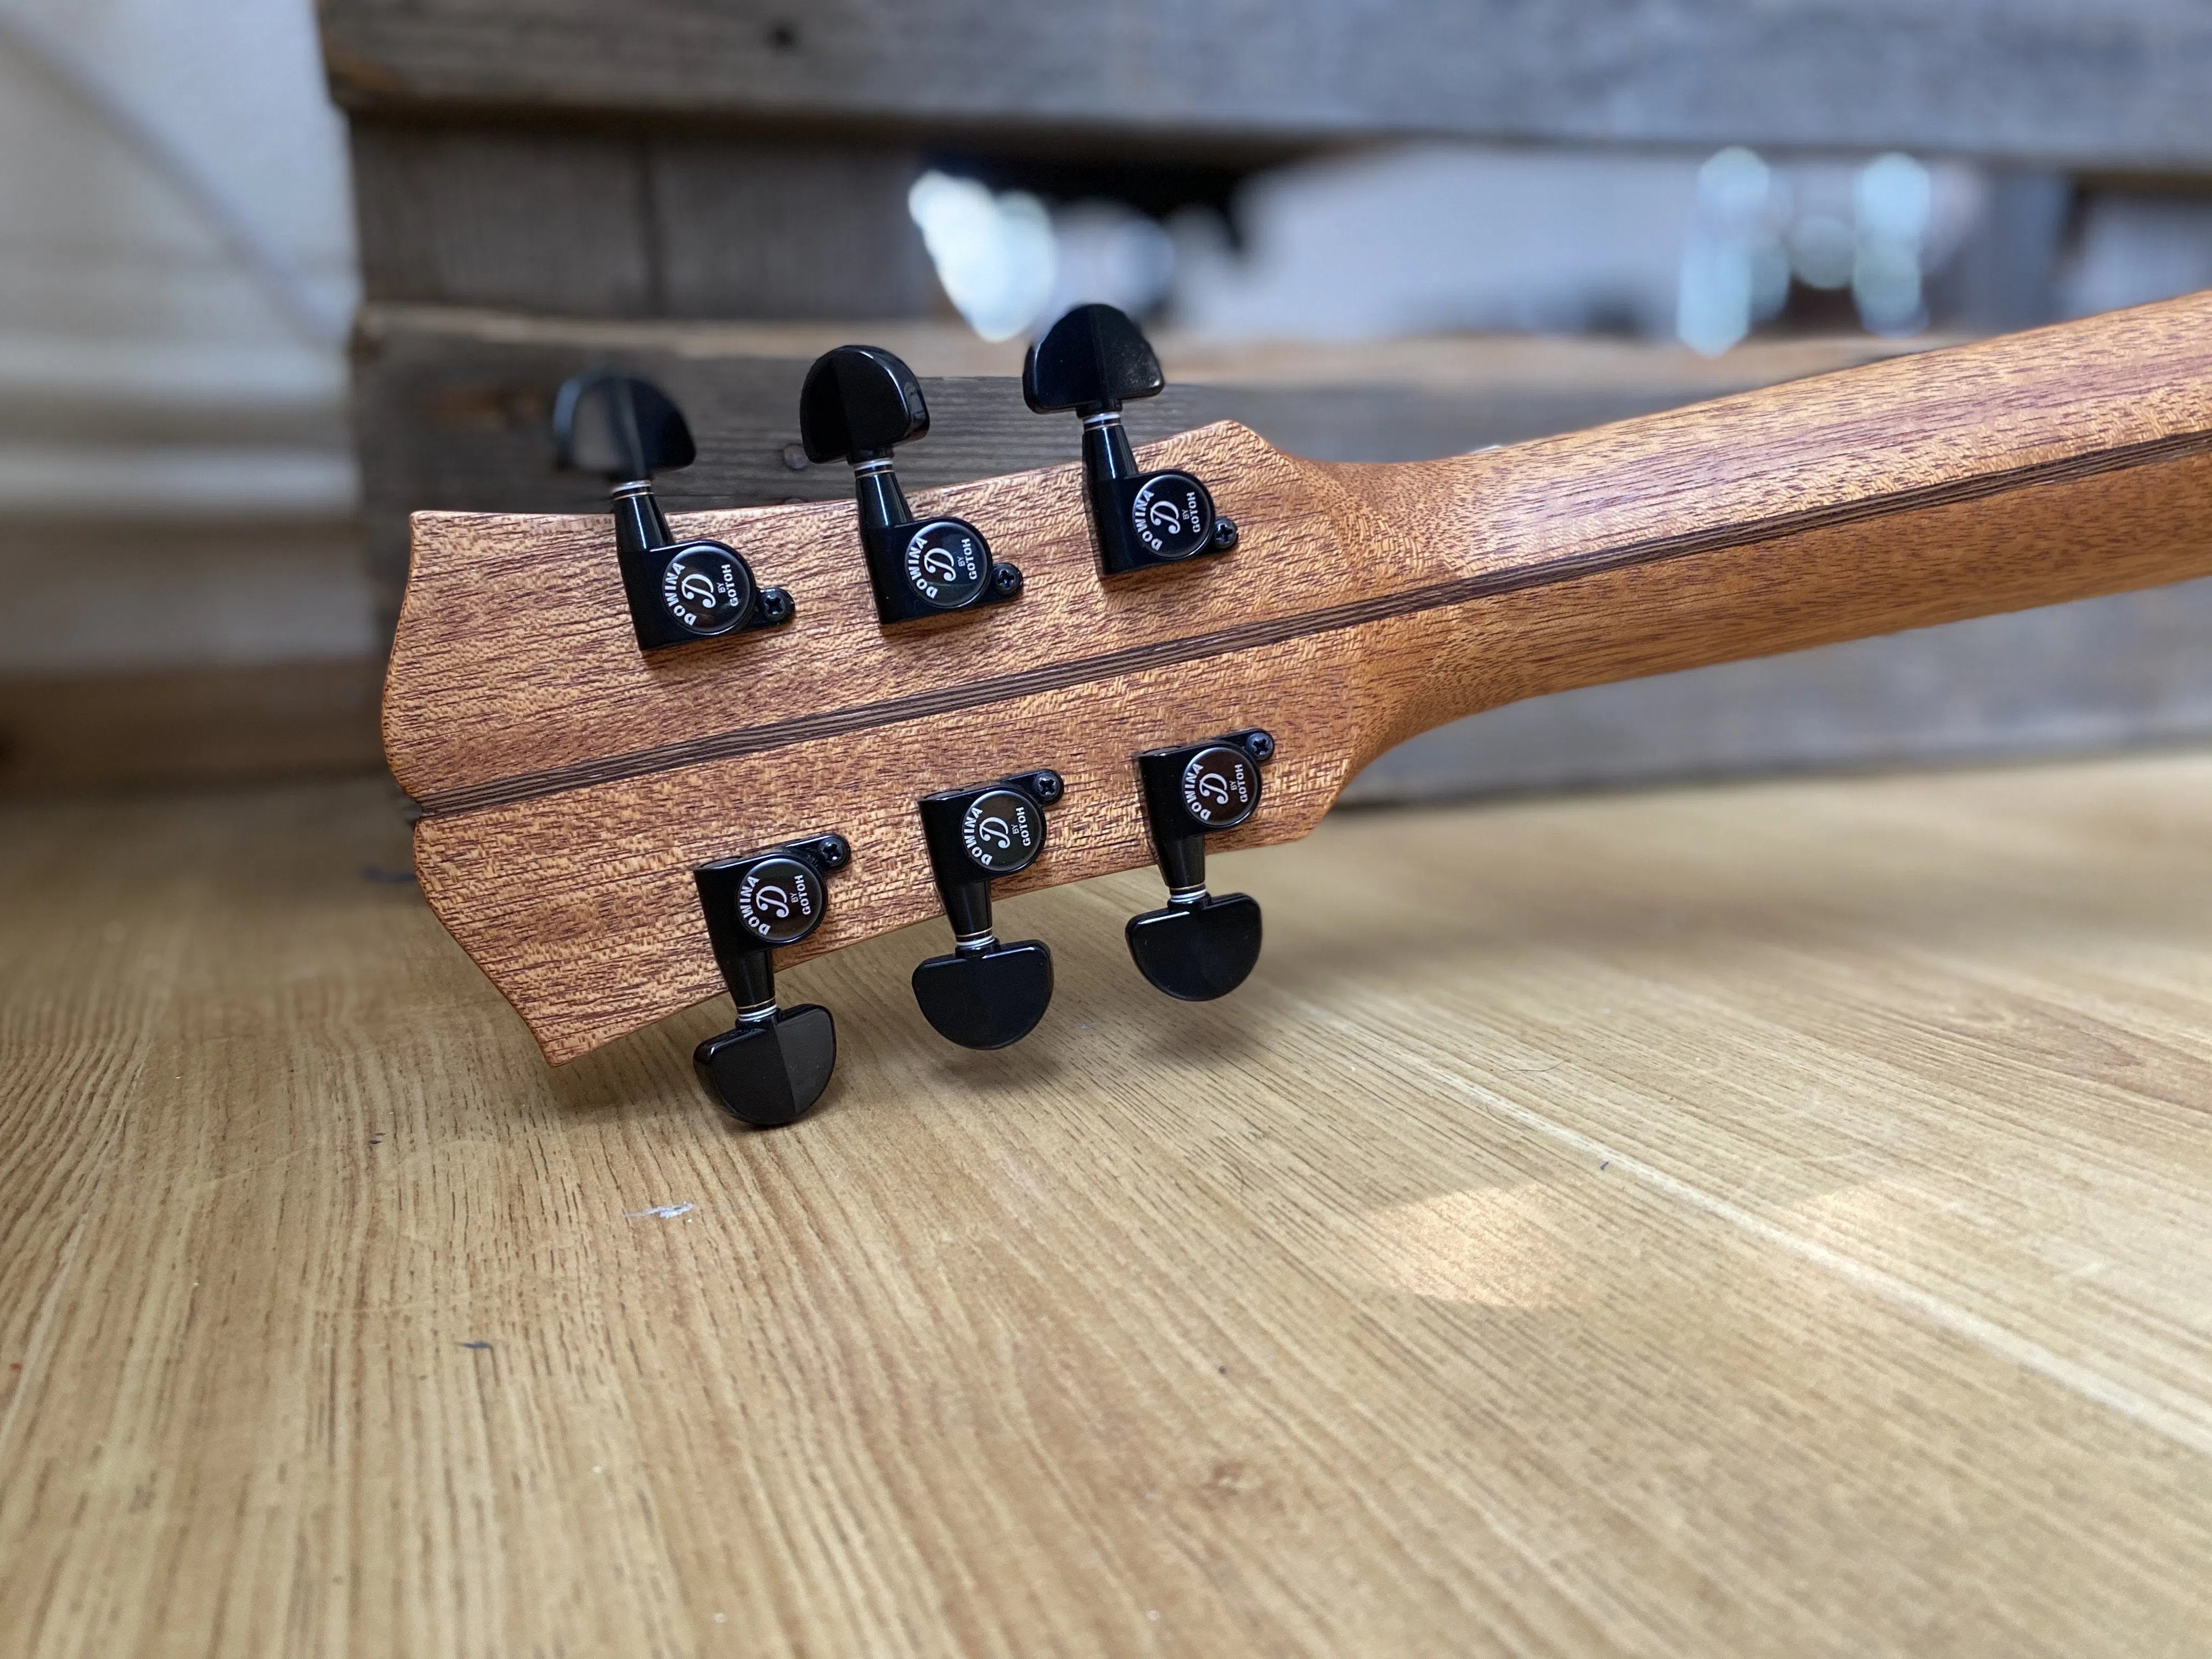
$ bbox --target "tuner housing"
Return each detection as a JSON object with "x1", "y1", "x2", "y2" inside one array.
[
  {"x1": 552, "y1": 370, "x2": 795, "y2": 654},
  {"x1": 800, "y1": 345, "x2": 1026, "y2": 627},
  {"x1": 851, "y1": 476, "x2": 1025, "y2": 626},
  {"x1": 1076, "y1": 425, "x2": 1240, "y2": 578},
  {"x1": 1126, "y1": 729, "x2": 1274, "y2": 1002},
  {"x1": 911, "y1": 769, "x2": 1064, "y2": 1049},
  {"x1": 1023, "y1": 303, "x2": 1240, "y2": 578},
  {"x1": 692, "y1": 833, "x2": 851, "y2": 1127},
  {"x1": 611, "y1": 484, "x2": 796, "y2": 652}
]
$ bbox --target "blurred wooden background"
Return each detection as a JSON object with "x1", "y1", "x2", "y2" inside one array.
[{"x1": 9, "y1": 2, "x2": 2212, "y2": 792}]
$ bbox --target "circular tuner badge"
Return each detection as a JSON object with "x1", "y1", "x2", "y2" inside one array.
[
  {"x1": 659, "y1": 541, "x2": 755, "y2": 636},
  {"x1": 901, "y1": 518, "x2": 991, "y2": 610},
  {"x1": 1128, "y1": 471, "x2": 1216, "y2": 561},
  {"x1": 960, "y1": 788, "x2": 1046, "y2": 876},
  {"x1": 1180, "y1": 746, "x2": 1261, "y2": 830},
  {"x1": 733, "y1": 855, "x2": 827, "y2": 946}
]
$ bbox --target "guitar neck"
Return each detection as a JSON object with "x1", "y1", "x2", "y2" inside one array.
[
  {"x1": 386, "y1": 294, "x2": 2212, "y2": 1070},
  {"x1": 1323, "y1": 293, "x2": 2212, "y2": 759}
]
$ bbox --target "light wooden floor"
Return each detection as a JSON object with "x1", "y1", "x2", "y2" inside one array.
[{"x1": 5, "y1": 757, "x2": 2212, "y2": 1657}]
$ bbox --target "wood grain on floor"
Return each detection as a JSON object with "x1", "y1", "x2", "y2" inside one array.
[{"x1": 3, "y1": 756, "x2": 2211, "y2": 1657}]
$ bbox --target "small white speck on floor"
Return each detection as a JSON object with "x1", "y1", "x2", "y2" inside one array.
[
  {"x1": 592, "y1": 1465, "x2": 602, "y2": 1473},
  {"x1": 714, "y1": 1613, "x2": 727, "y2": 1623},
  {"x1": 1147, "y1": 1610, "x2": 1160, "y2": 1621},
  {"x1": 626, "y1": 1203, "x2": 696, "y2": 1219}
]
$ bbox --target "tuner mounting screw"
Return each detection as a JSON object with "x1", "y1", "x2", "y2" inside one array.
[
  {"x1": 1212, "y1": 516, "x2": 1240, "y2": 551},
  {"x1": 991, "y1": 562, "x2": 1025, "y2": 597}
]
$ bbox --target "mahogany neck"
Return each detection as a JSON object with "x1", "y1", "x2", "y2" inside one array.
[{"x1": 1321, "y1": 294, "x2": 2212, "y2": 760}]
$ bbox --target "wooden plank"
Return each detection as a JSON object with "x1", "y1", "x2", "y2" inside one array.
[
  {"x1": 649, "y1": 134, "x2": 934, "y2": 320},
  {"x1": 348, "y1": 123, "x2": 933, "y2": 317},
  {"x1": 349, "y1": 303, "x2": 1915, "y2": 613},
  {"x1": 0, "y1": 520, "x2": 375, "y2": 678},
  {"x1": 8, "y1": 757, "x2": 2212, "y2": 1655},
  {"x1": 319, "y1": 0, "x2": 2212, "y2": 173},
  {"x1": 350, "y1": 306, "x2": 1936, "y2": 513},
  {"x1": 0, "y1": 661, "x2": 384, "y2": 791},
  {"x1": 349, "y1": 122, "x2": 661, "y2": 316}
]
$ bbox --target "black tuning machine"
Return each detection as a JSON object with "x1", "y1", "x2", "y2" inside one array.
[
  {"x1": 1126, "y1": 730, "x2": 1274, "y2": 1002},
  {"x1": 912, "y1": 770, "x2": 1064, "y2": 1048},
  {"x1": 554, "y1": 371, "x2": 794, "y2": 653},
  {"x1": 692, "y1": 834, "x2": 850, "y2": 1127},
  {"x1": 800, "y1": 345, "x2": 1024, "y2": 626},
  {"x1": 1024, "y1": 303, "x2": 1239, "y2": 577}
]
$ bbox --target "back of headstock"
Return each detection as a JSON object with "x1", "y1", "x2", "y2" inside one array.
[{"x1": 386, "y1": 306, "x2": 1411, "y2": 1121}]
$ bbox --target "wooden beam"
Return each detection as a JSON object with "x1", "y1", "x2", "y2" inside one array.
[
  {"x1": 351, "y1": 304, "x2": 1911, "y2": 617},
  {"x1": 348, "y1": 123, "x2": 934, "y2": 317},
  {"x1": 320, "y1": 0, "x2": 2212, "y2": 172},
  {"x1": 0, "y1": 661, "x2": 383, "y2": 791}
]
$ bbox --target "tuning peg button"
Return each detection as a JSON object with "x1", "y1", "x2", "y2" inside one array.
[
  {"x1": 1023, "y1": 304, "x2": 1240, "y2": 577},
  {"x1": 800, "y1": 346, "x2": 1024, "y2": 625},
  {"x1": 692, "y1": 835, "x2": 850, "y2": 1126},
  {"x1": 912, "y1": 770, "x2": 1063, "y2": 1048},
  {"x1": 694, "y1": 1007, "x2": 836, "y2": 1130},
  {"x1": 1022, "y1": 301, "x2": 1166, "y2": 413},
  {"x1": 554, "y1": 370, "x2": 794, "y2": 652},
  {"x1": 1126, "y1": 895, "x2": 1262, "y2": 1003},
  {"x1": 1126, "y1": 731, "x2": 1273, "y2": 1001}
]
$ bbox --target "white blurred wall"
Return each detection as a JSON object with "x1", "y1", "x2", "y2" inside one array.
[{"x1": 0, "y1": 0, "x2": 369, "y2": 673}]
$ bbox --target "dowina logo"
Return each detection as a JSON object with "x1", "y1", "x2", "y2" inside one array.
[
  {"x1": 1179, "y1": 748, "x2": 1258, "y2": 829},
  {"x1": 659, "y1": 544, "x2": 752, "y2": 635},
  {"x1": 736, "y1": 857, "x2": 823, "y2": 944},
  {"x1": 960, "y1": 789, "x2": 1043, "y2": 874},
  {"x1": 902, "y1": 521, "x2": 988, "y2": 609},
  {"x1": 1128, "y1": 473, "x2": 1212, "y2": 560}
]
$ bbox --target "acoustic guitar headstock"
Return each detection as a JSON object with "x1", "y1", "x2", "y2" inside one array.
[
  {"x1": 385, "y1": 304, "x2": 1426, "y2": 1124},
  {"x1": 391, "y1": 292, "x2": 2212, "y2": 1122}
]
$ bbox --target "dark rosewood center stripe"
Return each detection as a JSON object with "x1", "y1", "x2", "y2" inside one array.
[{"x1": 412, "y1": 426, "x2": 2212, "y2": 819}]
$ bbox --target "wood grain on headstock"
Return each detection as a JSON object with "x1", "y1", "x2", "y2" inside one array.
[{"x1": 388, "y1": 292, "x2": 2212, "y2": 1063}]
